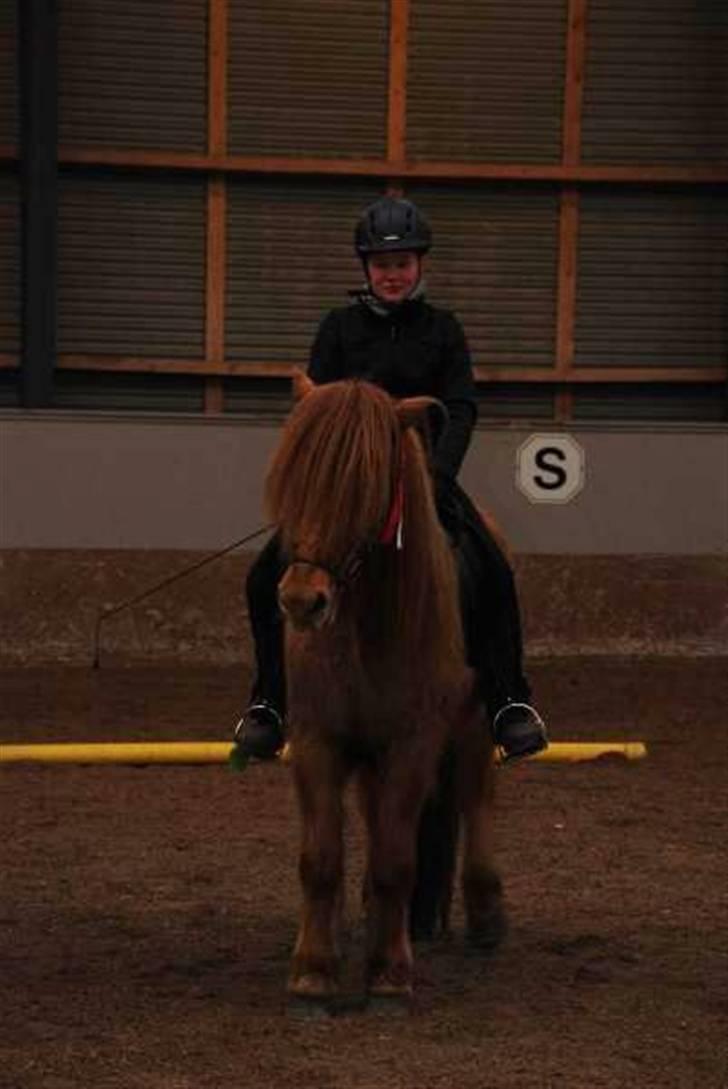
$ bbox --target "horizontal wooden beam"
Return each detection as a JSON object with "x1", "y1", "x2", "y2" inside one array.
[
  {"x1": 475, "y1": 366, "x2": 728, "y2": 385},
  {"x1": 52, "y1": 355, "x2": 298, "y2": 377},
  {"x1": 3, "y1": 145, "x2": 726, "y2": 185},
  {"x1": 3, "y1": 354, "x2": 726, "y2": 385},
  {"x1": 8, "y1": 355, "x2": 717, "y2": 385}
]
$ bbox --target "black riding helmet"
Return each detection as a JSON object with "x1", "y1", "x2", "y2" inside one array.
[{"x1": 354, "y1": 196, "x2": 432, "y2": 257}]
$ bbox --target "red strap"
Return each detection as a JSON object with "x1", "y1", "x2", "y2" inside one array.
[{"x1": 378, "y1": 479, "x2": 404, "y2": 546}]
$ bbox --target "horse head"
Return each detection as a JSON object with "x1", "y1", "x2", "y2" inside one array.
[{"x1": 268, "y1": 369, "x2": 440, "y2": 633}]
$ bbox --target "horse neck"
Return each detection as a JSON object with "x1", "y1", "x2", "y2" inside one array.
[{"x1": 342, "y1": 432, "x2": 465, "y2": 694}]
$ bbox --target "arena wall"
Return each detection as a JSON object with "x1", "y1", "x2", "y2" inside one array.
[{"x1": 1, "y1": 413, "x2": 726, "y2": 664}]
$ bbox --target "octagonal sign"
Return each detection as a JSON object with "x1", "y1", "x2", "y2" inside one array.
[{"x1": 516, "y1": 434, "x2": 585, "y2": 504}]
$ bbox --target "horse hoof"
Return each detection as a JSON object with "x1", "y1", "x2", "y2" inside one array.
[
  {"x1": 287, "y1": 972, "x2": 338, "y2": 999},
  {"x1": 287, "y1": 974, "x2": 339, "y2": 1018},
  {"x1": 466, "y1": 906, "x2": 509, "y2": 953},
  {"x1": 367, "y1": 977, "x2": 413, "y2": 1015},
  {"x1": 287, "y1": 993, "x2": 336, "y2": 1020}
]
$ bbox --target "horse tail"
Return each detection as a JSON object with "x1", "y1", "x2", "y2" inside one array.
[{"x1": 409, "y1": 745, "x2": 459, "y2": 941}]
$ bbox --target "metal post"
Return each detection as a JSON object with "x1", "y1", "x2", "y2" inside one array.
[{"x1": 18, "y1": 0, "x2": 57, "y2": 407}]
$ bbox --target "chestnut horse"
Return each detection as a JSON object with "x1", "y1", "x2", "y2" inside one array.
[{"x1": 266, "y1": 371, "x2": 505, "y2": 1005}]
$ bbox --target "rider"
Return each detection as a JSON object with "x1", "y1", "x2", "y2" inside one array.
[{"x1": 235, "y1": 195, "x2": 548, "y2": 763}]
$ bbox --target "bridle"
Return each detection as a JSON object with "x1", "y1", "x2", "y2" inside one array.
[
  {"x1": 287, "y1": 469, "x2": 405, "y2": 590},
  {"x1": 287, "y1": 550, "x2": 370, "y2": 590}
]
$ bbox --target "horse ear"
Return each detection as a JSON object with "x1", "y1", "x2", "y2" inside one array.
[
  {"x1": 396, "y1": 396, "x2": 446, "y2": 433},
  {"x1": 291, "y1": 368, "x2": 315, "y2": 401}
]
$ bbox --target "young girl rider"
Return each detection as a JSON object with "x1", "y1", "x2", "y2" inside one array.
[{"x1": 235, "y1": 195, "x2": 548, "y2": 763}]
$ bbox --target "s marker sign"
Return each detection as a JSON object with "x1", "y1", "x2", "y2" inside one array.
[{"x1": 516, "y1": 434, "x2": 585, "y2": 504}]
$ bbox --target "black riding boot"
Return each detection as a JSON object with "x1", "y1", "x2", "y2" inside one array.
[
  {"x1": 454, "y1": 491, "x2": 548, "y2": 763},
  {"x1": 233, "y1": 535, "x2": 287, "y2": 760}
]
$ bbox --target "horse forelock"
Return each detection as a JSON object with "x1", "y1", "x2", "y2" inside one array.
[{"x1": 266, "y1": 380, "x2": 400, "y2": 563}]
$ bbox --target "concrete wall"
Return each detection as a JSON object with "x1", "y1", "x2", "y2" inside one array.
[
  {"x1": 2, "y1": 411, "x2": 727, "y2": 554},
  {"x1": 1, "y1": 412, "x2": 726, "y2": 663}
]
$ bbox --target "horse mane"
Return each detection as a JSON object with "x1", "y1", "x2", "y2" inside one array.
[
  {"x1": 266, "y1": 380, "x2": 400, "y2": 563},
  {"x1": 266, "y1": 379, "x2": 465, "y2": 695}
]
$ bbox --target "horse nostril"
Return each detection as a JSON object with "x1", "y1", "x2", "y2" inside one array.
[{"x1": 311, "y1": 592, "x2": 328, "y2": 616}]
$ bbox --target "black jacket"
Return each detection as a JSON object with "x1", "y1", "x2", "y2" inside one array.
[{"x1": 307, "y1": 297, "x2": 477, "y2": 482}]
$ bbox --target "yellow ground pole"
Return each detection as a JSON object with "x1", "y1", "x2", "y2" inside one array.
[{"x1": 0, "y1": 740, "x2": 647, "y2": 766}]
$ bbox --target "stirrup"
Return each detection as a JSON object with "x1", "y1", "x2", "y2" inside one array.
[
  {"x1": 233, "y1": 700, "x2": 285, "y2": 760},
  {"x1": 492, "y1": 700, "x2": 548, "y2": 764}
]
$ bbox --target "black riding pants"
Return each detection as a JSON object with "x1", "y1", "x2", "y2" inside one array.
[{"x1": 245, "y1": 484, "x2": 531, "y2": 721}]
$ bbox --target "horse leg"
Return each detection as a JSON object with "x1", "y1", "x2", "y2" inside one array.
[
  {"x1": 359, "y1": 756, "x2": 435, "y2": 1000},
  {"x1": 458, "y1": 727, "x2": 507, "y2": 950},
  {"x1": 409, "y1": 745, "x2": 459, "y2": 941},
  {"x1": 288, "y1": 741, "x2": 346, "y2": 1003}
]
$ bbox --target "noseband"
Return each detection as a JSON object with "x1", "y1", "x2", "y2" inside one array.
[{"x1": 288, "y1": 546, "x2": 371, "y2": 590}]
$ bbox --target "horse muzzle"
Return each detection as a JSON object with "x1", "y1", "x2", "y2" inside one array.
[{"x1": 278, "y1": 564, "x2": 336, "y2": 631}]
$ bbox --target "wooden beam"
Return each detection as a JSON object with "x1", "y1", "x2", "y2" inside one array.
[
  {"x1": 203, "y1": 376, "x2": 225, "y2": 413},
  {"x1": 54, "y1": 356, "x2": 297, "y2": 377},
  {"x1": 474, "y1": 366, "x2": 728, "y2": 385},
  {"x1": 387, "y1": 0, "x2": 409, "y2": 168},
  {"x1": 562, "y1": 0, "x2": 586, "y2": 167},
  {"x1": 49, "y1": 355, "x2": 728, "y2": 385},
  {"x1": 555, "y1": 0, "x2": 585, "y2": 421},
  {"x1": 204, "y1": 0, "x2": 228, "y2": 414},
  {"x1": 205, "y1": 176, "x2": 227, "y2": 410},
  {"x1": 207, "y1": 0, "x2": 227, "y2": 159},
  {"x1": 556, "y1": 190, "x2": 579, "y2": 375},
  {"x1": 49, "y1": 147, "x2": 728, "y2": 185},
  {"x1": 555, "y1": 189, "x2": 579, "y2": 419}
]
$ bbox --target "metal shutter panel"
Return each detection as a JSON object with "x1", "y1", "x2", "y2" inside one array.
[
  {"x1": 408, "y1": 0, "x2": 567, "y2": 163},
  {"x1": 228, "y1": 0, "x2": 388, "y2": 157},
  {"x1": 582, "y1": 0, "x2": 728, "y2": 165},
  {"x1": 575, "y1": 188, "x2": 728, "y2": 367},
  {"x1": 408, "y1": 184, "x2": 560, "y2": 367},
  {"x1": 53, "y1": 372, "x2": 204, "y2": 412},
  {"x1": 0, "y1": 170, "x2": 20, "y2": 353},
  {"x1": 58, "y1": 172, "x2": 206, "y2": 357},
  {"x1": 58, "y1": 0, "x2": 207, "y2": 151},
  {"x1": 226, "y1": 179, "x2": 381, "y2": 363},
  {"x1": 573, "y1": 384, "x2": 725, "y2": 422},
  {"x1": 0, "y1": 1, "x2": 18, "y2": 146}
]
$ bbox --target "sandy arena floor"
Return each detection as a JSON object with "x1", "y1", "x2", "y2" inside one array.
[{"x1": 1, "y1": 657, "x2": 727, "y2": 1089}]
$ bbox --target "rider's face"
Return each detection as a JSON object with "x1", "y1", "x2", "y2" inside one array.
[{"x1": 366, "y1": 251, "x2": 422, "y2": 305}]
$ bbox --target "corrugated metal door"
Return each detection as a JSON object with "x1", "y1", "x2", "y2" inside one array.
[
  {"x1": 228, "y1": 0, "x2": 388, "y2": 157},
  {"x1": 408, "y1": 0, "x2": 567, "y2": 163},
  {"x1": 407, "y1": 183, "x2": 560, "y2": 368},
  {"x1": 582, "y1": 0, "x2": 728, "y2": 165},
  {"x1": 58, "y1": 172, "x2": 206, "y2": 357},
  {"x1": 0, "y1": 171, "x2": 20, "y2": 354},
  {"x1": 58, "y1": 0, "x2": 207, "y2": 150},
  {"x1": 226, "y1": 179, "x2": 382, "y2": 363},
  {"x1": 575, "y1": 188, "x2": 728, "y2": 367},
  {"x1": 0, "y1": 1, "x2": 18, "y2": 146}
]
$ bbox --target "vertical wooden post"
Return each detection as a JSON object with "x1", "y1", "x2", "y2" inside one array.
[
  {"x1": 387, "y1": 0, "x2": 409, "y2": 191},
  {"x1": 204, "y1": 0, "x2": 227, "y2": 414},
  {"x1": 19, "y1": 0, "x2": 57, "y2": 407},
  {"x1": 555, "y1": 0, "x2": 586, "y2": 421}
]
